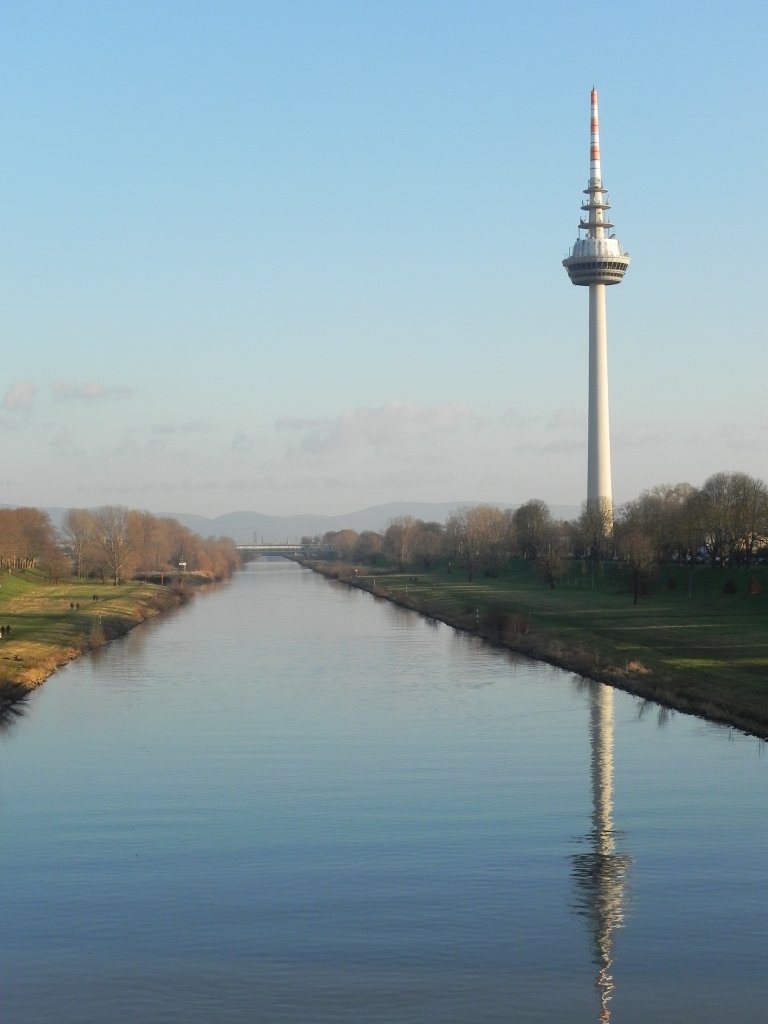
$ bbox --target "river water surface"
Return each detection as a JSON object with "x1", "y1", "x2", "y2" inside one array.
[{"x1": 1, "y1": 559, "x2": 766, "y2": 1022}]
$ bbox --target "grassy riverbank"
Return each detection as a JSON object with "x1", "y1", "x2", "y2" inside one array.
[
  {"x1": 0, "y1": 569, "x2": 190, "y2": 692},
  {"x1": 303, "y1": 558, "x2": 768, "y2": 738}
]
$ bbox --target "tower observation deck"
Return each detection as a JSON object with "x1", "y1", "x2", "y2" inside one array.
[
  {"x1": 563, "y1": 90, "x2": 630, "y2": 286},
  {"x1": 563, "y1": 89, "x2": 629, "y2": 523}
]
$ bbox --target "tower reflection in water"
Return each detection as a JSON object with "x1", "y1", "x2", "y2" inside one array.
[{"x1": 572, "y1": 681, "x2": 632, "y2": 1023}]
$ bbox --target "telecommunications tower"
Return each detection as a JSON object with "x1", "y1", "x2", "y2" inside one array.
[{"x1": 563, "y1": 89, "x2": 629, "y2": 525}]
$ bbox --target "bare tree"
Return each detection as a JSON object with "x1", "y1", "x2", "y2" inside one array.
[
  {"x1": 322, "y1": 529, "x2": 359, "y2": 561},
  {"x1": 445, "y1": 507, "x2": 484, "y2": 581},
  {"x1": 62, "y1": 508, "x2": 99, "y2": 578},
  {"x1": 39, "y1": 545, "x2": 72, "y2": 584},
  {"x1": 0, "y1": 508, "x2": 62, "y2": 571},
  {"x1": 512, "y1": 499, "x2": 552, "y2": 560},
  {"x1": 576, "y1": 497, "x2": 614, "y2": 561},
  {"x1": 95, "y1": 506, "x2": 139, "y2": 585},
  {"x1": 410, "y1": 521, "x2": 444, "y2": 570},
  {"x1": 538, "y1": 519, "x2": 569, "y2": 589},
  {"x1": 615, "y1": 505, "x2": 658, "y2": 603},
  {"x1": 690, "y1": 472, "x2": 768, "y2": 567},
  {"x1": 730, "y1": 472, "x2": 768, "y2": 565},
  {"x1": 383, "y1": 516, "x2": 419, "y2": 569},
  {"x1": 353, "y1": 531, "x2": 385, "y2": 564},
  {"x1": 620, "y1": 483, "x2": 698, "y2": 564},
  {"x1": 467, "y1": 505, "x2": 513, "y2": 577}
]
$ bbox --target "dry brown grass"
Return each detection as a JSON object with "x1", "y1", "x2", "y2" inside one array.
[{"x1": 0, "y1": 572, "x2": 184, "y2": 688}]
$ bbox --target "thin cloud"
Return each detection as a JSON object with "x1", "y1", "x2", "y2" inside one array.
[
  {"x1": 224, "y1": 463, "x2": 450, "y2": 494},
  {"x1": 49, "y1": 428, "x2": 85, "y2": 457},
  {"x1": 614, "y1": 428, "x2": 675, "y2": 448},
  {"x1": 546, "y1": 408, "x2": 584, "y2": 430},
  {"x1": 52, "y1": 381, "x2": 134, "y2": 403},
  {"x1": 231, "y1": 431, "x2": 257, "y2": 453},
  {"x1": 290, "y1": 401, "x2": 475, "y2": 456},
  {"x1": 721, "y1": 426, "x2": 768, "y2": 451},
  {"x1": 498, "y1": 407, "x2": 536, "y2": 428},
  {"x1": 179, "y1": 420, "x2": 212, "y2": 434},
  {"x1": 3, "y1": 382, "x2": 39, "y2": 412},
  {"x1": 275, "y1": 416, "x2": 332, "y2": 431},
  {"x1": 151, "y1": 420, "x2": 212, "y2": 437},
  {"x1": 109, "y1": 424, "x2": 216, "y2": 459},
  {"x1": 508, "y1": 439, "x2": 583, "y2": 455},
  {"x1": 112, "y1": 430, "x2": 172, "y2": 456},
  {"x1": 80, "y1": 478, "x2": 220, "y2": 494}
]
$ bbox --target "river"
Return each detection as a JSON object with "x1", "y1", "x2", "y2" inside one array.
[{"x1": 1, "y1": 558, "x2": 766, "y2": 1022}]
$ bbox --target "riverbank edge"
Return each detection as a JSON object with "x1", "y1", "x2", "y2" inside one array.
[
  {"x1": 0, "y1": 583, "x2": 192, "y2": 697},
  {"x1": 299, "y1": 559, "x2": 768, "y2": 741}
]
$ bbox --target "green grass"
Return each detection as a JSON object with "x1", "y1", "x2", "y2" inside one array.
[
  {"x1": 314, "y1": 559, "x2": 768, "y2": 737},
  {"x1": 0, "y1": 568, "x2": 182, "y2": 687}
]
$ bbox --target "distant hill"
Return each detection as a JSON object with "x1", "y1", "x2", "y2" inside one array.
[
  {"x1": 165, "y1": 501, "x2": 581, "y2": 544},
  {"x1": 167, "y1": 503, "x2": 472, "y2": 544},
  {"x1": 24, "y1": 501, "x2": 579, "y2": 545}
]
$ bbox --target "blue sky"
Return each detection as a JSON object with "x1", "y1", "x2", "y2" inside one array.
[{"x1": 1, "y1": 0, "x2": 765, "y2": 517}]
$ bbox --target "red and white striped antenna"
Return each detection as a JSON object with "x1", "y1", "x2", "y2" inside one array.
[{"x1": 590, "y1": 87, "x2": 602, "y2": 186}]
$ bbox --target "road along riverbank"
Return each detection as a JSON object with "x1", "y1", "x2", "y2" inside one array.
[{"x1": 300, "y1": 558, "x2": 768, "y2": 740}]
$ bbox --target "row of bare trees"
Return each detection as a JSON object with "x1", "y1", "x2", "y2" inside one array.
[
  {"x1": 0, "y1": 508, "x2": 70, "y2": 577},
  {"x1": 318, "y1": 471, "x2": 768, "y2": 585},
  {"x1": 321, "y1": 505, "x2": 563, "y2": 580},
  {"x1": 0, "y1": 505, "x2": 239, "y2": 584},
  {"x1": 614, "y1": 473, "x2": 768, "y2": 567},
  {"x1": 62, "y1": 507, "x2": 240, "y2": 584}
]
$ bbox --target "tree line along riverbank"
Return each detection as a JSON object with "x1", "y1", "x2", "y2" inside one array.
[{"x1": 300, "y1": 557, "x2": 768, "y2": 740}]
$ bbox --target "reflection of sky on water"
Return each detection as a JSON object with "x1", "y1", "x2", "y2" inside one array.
[
  {"x1": 572, "y1": 682, "x2": 632, "y2": 1023},
  {"x1": 1, "y1": 561, "x2": 767, "y2": 1023}
]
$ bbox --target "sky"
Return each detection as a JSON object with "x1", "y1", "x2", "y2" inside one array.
[{"x1": 1, "y1": 0, "x2": 766, "y2": 519}]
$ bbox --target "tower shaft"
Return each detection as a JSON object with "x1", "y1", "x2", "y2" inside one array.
[{"x1": 588, "y1": 283, "x2": 612, "y2": 506}]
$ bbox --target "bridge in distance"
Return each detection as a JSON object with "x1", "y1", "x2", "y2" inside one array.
[
  {"x1": 237, "y1": 544, "x2": 303, "y2": 555},
  {"x1": 237, "y1": 541, "x2": 335, "y2": 560}
]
